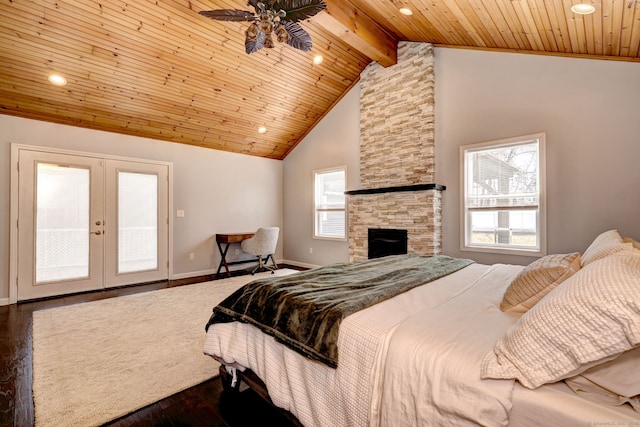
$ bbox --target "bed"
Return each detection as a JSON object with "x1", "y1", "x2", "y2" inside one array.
[{"x1": 203, "y1": 229, "x2": 640, "y2": 426}]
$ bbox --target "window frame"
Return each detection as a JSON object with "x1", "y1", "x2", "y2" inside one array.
[
  {"x1": 313, "y1": 166, "x2": 347, "y2": 241},
  {"x1": 459, "y1": 133, "x2": 547, "y2": 257}
]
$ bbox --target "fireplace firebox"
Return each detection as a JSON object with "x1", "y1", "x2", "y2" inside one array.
[{"x1": 368, "y1": 228, "x2": 408, "y2": 259}]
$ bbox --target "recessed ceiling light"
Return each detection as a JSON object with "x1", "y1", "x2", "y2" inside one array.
[
  {"x1": 48, "y1": 73, "x2": 67, "y2": 86},
  {"x1": 258, "y1": 126, "x2": 267, "y2": 134},
  {"x1": 399, "y1": 7, "x2": 413, "y2": 16},
  {"x1": 570, "y1": 3, "x2": 595, "y2": 14},
  {"x1": 313, "y1": 55, "x2": 324, "y2": 65}
]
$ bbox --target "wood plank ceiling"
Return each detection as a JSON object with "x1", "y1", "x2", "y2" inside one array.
[{"x1": 1, "y1": 0, "x2": 639, "y2": 159}]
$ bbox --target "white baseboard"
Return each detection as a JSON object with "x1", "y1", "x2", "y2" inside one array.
[
  {"x1": 169, "y1": 258, "x2": 306, "y2": 281},
  {"x1": 280, "y1": 259, "x2": 321, "y2": 269},
  {"x1": 0, "y1": 298, "x2": 10, "y2": 307}
]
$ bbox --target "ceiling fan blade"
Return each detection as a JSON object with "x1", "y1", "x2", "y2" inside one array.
[
  {"x1": 283, "y1": 21, "x2": 312, "y2": 52},
  {"x1": 274, "y1": 0, "x2": 326, "y2": 23},
  {"x1": 246, "y1": 31, "x2": 265, "y2": 54},
  {"x1": 199, "y1": 9, "x2": 256, "y2": 22}
]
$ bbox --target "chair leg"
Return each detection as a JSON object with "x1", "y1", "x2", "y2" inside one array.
[
  {"x1": 264, "y1": 254, "x2": 277, "y2": 274},
  {"x1": 250, "y1": 256, "x2": 264, "y2": 275},
  {"x1": 250, "y1": 255, "x2": 277, "y2": 275},
  {"x1": 266, "y1": 254, "x2": 278, "y2": 271}
]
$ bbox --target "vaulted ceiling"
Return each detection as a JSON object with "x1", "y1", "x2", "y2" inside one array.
[{"x1": 1, "y1": 0, "x2": 639, "y2": 159}]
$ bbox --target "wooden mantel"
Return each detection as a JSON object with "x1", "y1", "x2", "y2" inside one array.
[{"x1": 345, "y1": 183, "x2": 445, "y2": 196}]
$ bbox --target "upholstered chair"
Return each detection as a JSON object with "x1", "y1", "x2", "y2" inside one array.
[{"x1": 241, "y1": 227, "x2": 279, "y2": 274}]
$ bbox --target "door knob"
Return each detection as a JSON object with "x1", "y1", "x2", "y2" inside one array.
[
  {"x1": 95, "y1": 221, "x2": 102, "y2": 226},
  {"x1": 91, "y1": 230, "x2": 102, "y2": 235}
]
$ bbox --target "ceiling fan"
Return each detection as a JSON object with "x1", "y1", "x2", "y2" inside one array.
[{"x1": 199, "y1": 1, "x2": 327, "y2": 54}]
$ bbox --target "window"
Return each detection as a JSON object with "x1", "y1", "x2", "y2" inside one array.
[
  {"x1": 314, "y1": 167, "x2": 346, "y2": 240},
  {"x1": 461, "y1": 133, "x2": 546, "y2": 255}
]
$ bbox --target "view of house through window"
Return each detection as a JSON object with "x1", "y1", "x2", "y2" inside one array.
[
  {"x1": 461, "y1": 133, "x2": 546, "y2": 255},
  {"x1": 314, "y1": 167, "x2": 346, "y2": 239}
]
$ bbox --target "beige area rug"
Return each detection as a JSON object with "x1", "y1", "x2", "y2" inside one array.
[{"x1": 32, "y1": 269, "x2": 296, "y2": 427}]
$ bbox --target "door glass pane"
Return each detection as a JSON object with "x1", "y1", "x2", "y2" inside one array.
[
  {"x1": 36, "y1": 163, "x2": 90, "y2": 283},
  {"x1": 118, "y1": 171, "x2": 158, "y2": 273}
]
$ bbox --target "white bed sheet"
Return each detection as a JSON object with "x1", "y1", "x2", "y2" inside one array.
[
  {"x1": 204, "y1": 263, "x2": 496, "y2": 427},
  {"x1": 373, "y1": 263, "x2": 522, "y2": 426},
  {"x1": 511, "y1": 381, "x2": 640, "y2": 426}
]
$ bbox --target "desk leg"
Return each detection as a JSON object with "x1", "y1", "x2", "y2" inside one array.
[{"x1": 216, "y1": 241, "x2": 232, "y2": 277}]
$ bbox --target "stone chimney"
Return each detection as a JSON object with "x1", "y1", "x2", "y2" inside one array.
[{"x1": 347, "y1": 42, "x2": 444, "y2": 261}]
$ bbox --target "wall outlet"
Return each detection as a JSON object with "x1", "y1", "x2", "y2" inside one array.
[
  {"x1": 177, "y1": 210, "x2": 185, "y2": 218},
  {"x1": 309, "y1": 247, "x2": 313, "y2": 254},
  {"x1": 189, "y1": 252, "x2": 195, "y2": 260}
]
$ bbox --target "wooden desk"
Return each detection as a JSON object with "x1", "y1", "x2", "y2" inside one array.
[{"x1": 215, "y1": 232, "x2": 255, "y2": 277}]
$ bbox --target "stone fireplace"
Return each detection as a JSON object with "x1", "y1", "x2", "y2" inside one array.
[
  {"x1": 347, "y1": 42, "x2": 444, "y2": 261},
  {"x1": 368, "y1": 228, "x2": 408, "y2": 259}
]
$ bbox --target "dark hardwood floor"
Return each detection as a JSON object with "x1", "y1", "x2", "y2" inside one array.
[{"x1": 0, "y1": 266, "x2": 303, "y2": 427}]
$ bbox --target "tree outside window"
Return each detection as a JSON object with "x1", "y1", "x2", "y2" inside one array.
[{"x1": 461, "y1": 134, "x2": 546, "y2": 256}]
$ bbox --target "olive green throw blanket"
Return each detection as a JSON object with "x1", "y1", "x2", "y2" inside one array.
[{"x1": 206, "y1": 254, "x2": 474, "y2": 367}]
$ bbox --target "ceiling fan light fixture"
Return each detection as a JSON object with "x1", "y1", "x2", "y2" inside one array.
[
  {"x1": 264, "y1": 33, "x2": 275, "y2": 48},
  {"x1": 313, "y1": 54, "x2": 324, "y2": 65},
  {"x1": 570, "y1": 3, "x2": 596, "y2": 14},
  {"x1": 276, "y1": 25, "x2": 290, "y2": 43},
  {"x1": 246, "y1": 23, "x2": 259, "y2": 41},
  {"x1": 259, "y1": 15, "x2": 274, "y2": 34}
]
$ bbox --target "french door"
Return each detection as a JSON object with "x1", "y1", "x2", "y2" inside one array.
[{"x1": 16, "y1": 148, "x2": 169, "y2": 301}]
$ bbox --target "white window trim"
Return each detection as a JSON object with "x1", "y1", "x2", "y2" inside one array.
[
  {"x1": 459, "y1": 133, "x2": 547, "y2": 257},
  {"x1": 313, "y1": 166, "x2": 347, "y2": 241}
]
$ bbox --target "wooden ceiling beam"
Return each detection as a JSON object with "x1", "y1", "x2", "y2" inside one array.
[{"x1": 313, "y1": 0, "x2": 398, "y2": 67}]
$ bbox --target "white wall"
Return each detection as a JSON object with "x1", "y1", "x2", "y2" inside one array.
[
  {"x1": 4, "y1": 48, "x2": 639, "y2": 298},
  {"x1": 435, "y1": 48, "x2": 640, "y2": 265},
  {"x1": 282, "y1": 85, "x2": 361, "y2": 266},
  {"x1": 1, "y1": 115, "x2": 283, "y2": 300},
  {"x1": 283, "y1": 47, "x2": 640, "y2": 268}
]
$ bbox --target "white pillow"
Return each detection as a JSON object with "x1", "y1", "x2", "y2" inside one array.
[
  {"x1": 623, "y1": 237, "x2": 640, "y2": 250},
  {"x1": 481, "y1": 251, "x2": 640, "y2": 389},
  {"x1": 581, "y1": 229, "x2": 632, "y2": 266},
  {"x1": 500, "y1": 252, "x2": 581, "y2": 313}
]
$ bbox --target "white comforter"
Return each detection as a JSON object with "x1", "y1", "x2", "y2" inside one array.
[
  {"x1": 203, "y1": 263, "x2": 523, "y2": 426},
  {"x1": 372, "y1": 264, "x2": 522, "y2": 426}
]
